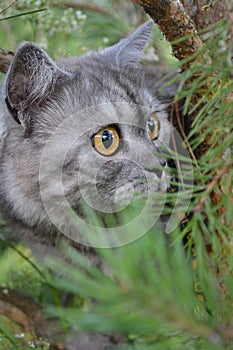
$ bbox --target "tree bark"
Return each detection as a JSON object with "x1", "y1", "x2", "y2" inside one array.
[
  {"x1": 133, "y1": 0, "x2": 206, "y2": 68},
  {"x1": 181, "y1": 0, "x2": 233, "y2": 39}
]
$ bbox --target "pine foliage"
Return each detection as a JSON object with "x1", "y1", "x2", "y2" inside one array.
[
  {"x1": 46, "y1": 15, "x2": 233, "y2": 350},
  {"x1": 0, "y1": 1, "x2": 232, "y2": 349}
]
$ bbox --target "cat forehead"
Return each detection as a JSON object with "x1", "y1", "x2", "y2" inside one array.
[
  {"x1": 58, "y1": 53, "x2": 145, "y2": 95},
  {"x1": 41, "y1": 100, "x2": 167, "y2": 141},
  {"x1": 54, "y1": 53, "x2": 158, "y2": 114},
  {"x1": 86, "y1": 102, "x2": 169, "y2": 136},
  {"x1": 57, "y1": 52, "x2": 107, "y2": 72},
  {"x1": 41, "y1": 56, "x2": 167, "y2": 135}
]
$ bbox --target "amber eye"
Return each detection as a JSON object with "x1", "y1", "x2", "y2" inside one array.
[
  {"x1": 147, "y1": 114, "x2": 160, "y2": 140},
  {"x1": 92, "y1": 127, "x2": 120, "y2": 156}
]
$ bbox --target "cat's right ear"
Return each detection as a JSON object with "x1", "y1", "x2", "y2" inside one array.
[
  {"x1": 102, "y1": 19, "x2": 154, "y2": 67},
  {"x1": 5, "y1": 42, "x2": 66, "y2": 127}
]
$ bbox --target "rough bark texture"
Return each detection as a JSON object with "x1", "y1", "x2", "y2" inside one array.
[
  {"x1": 181, "y1": 0, "x2": 232, "y2": 36},
  {"x1": 181, "y1": 0, "x2": 233, "y2": 57},
  {"x1": 133, "y1": 0, "x2": 205, "y2": 67}
]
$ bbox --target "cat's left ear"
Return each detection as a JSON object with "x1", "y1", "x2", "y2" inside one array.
[
  {"x1": 102, "y1": 19, "x2": 154, "y2": 66},
  {"x1": 5, "y1": 42, "x2": 67, "y2": 126}
]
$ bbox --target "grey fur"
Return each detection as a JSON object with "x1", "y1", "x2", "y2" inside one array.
[{"x1": 0, "y1": 20, "x2": 171, "y2": 255}]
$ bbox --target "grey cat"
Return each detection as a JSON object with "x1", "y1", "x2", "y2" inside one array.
[{"x1": 0, "y1": 20, "x2": 172, "y2": 256}]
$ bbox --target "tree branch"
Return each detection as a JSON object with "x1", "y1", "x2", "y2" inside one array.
[
  {"x1": 133, "y1": 0, "x2": 206, "y2": 68},
  {"x1": 181, "y1": 0, "x2": 233, "y2": 58},
  {"x1": 181, "y1": 0, "x2": 231, "y2": 35}
]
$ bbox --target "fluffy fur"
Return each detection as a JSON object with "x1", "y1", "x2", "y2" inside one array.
[{"x1": 0, "y1": 20, "x2": 171, "y2": 255}]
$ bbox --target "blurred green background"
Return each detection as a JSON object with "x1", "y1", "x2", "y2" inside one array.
[{"x1": 0, "y1": 0, "x2": 178, "y2": 67}]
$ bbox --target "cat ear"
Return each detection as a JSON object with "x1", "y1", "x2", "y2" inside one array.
[
  {"x1": 102, "y1": 19, "x2": 154, "y2": 66},
  {"x1": 5, "y1": 42, "x2": 63, "y2": 126}
]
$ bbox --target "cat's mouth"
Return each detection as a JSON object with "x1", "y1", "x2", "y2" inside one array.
[
  {"x1": 95, "y1": 159, "x2": 169, "y2": 212},
  {"x1": 63, "y1": 159, "x2": 170, "y2": 223}
]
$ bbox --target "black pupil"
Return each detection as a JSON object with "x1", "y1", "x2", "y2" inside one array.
[
  {"x1": 102, "y1": 130, "x2": 113, "y2": 149},
  {"x1": 147, "y1": 117, "x2": 155, "y2": 134}
]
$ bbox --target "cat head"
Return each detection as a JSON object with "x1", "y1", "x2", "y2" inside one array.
[
  {"x1": 2, "y1": 20, "x2": 172, "y2": 246},
  {"x1": 5, "y1": 20, "x2": 154, "y2": 126}
]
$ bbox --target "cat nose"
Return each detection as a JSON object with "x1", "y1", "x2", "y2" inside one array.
[
  {"x1": 159, "y1": 158, "x2": 166, "y2": 167},
  {"x1": 145, "y1": 157, "x2": 166, "y2": 178}
]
